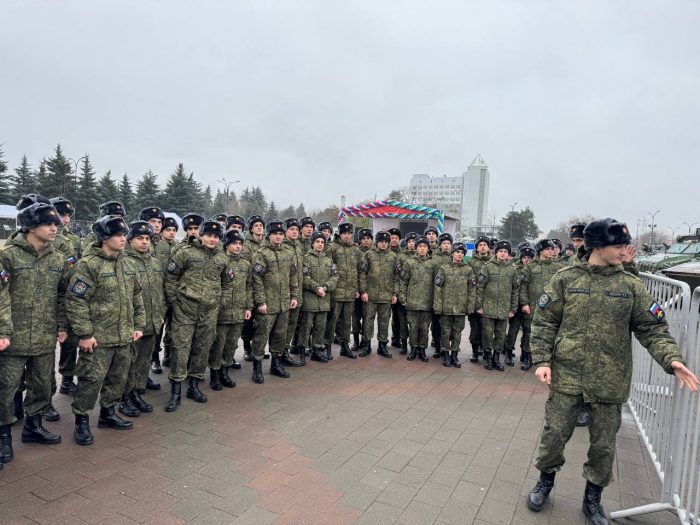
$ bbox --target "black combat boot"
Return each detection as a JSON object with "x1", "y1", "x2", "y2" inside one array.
[
  {"x1": 526, "y1": 471, "x2": 555, "y2": 512},
  {"x1": 281, "y1": 347, "x2": 302, "y2": 367},
  {"x1": 351, "y1": 333, "x2": 360, "y2": 351},
  {"x1": 220, "y1": 366, "x2": 236, "y2": 388},
  {"x1": 118, "y1": 393, "x2": 141, "y2": 417},
  {"x1": 165, "y1": 380, "x2": 182, "y2": 412},
  {"x1": 270, "y1": 355, "x2": 290, "y2": 378},
  {"x1": 44, "y1": 403, "x2": 60, "y2": 422},
  {"x1": 209, "y1": 369, "x2": 223, "y2": 391},
  {"x1": 230, "y1": 358, "x2": 242, "y2": 370},
  {"x1": 14, "y1": 391, "x2": 24, "y2": 422},
  {"x1": 358, "y1": 340, "x2": 371, "y2": 357},
  {"x1": 442, "y1": 352, "x2": 451, "y2": 367},
  {"x1": 521, "y1": 352, "x2": 532, "y2": 371},
  {"x1": 98, "y1": 406, "x2": 133, "y2": 430},
  {"x1": 407, "y1": 346, "x2": 416, "y2": 361},
  {"x1": 451, "y1": 351, "x2": 461, "y2": 368},
  {"x1": 483, "y1": 349, "x2": 493, "y2": 370},
  {"x1": 0, "y1": 425, "x2": 13, "y2": 462},
  {"x1": 340, "y1": 341, "x2": 356, "y2": 359},
  {"x1": 492, "y1": 351, "x2": 505, "y2": 371},
  {"x1": 243, "y1": 340, "x2": 253, "y2": 361},
  {"x1": 400, "y1": 339, "x2": 408, "y2": 355},
  {"x1": 377, "y1": 341, "x2": 393, "y2": 358},
  {"x1": 130, "y1": 389, "x2": 153, "y2": 413},
  {"x1": 433, "y1": 344, "x2": 441, "y2": 359},
  {"x1": 325, "y1": 343, "x2": 333, "y2": 361},
  {"x1": 333, "y1": 334, "x2": 341, "y2": 345},
  {"x1": 252, "y1": 360, "x2": 264, "y2": 384},
  {"x1": 504, "y1": 348, "x2": 515, "y2": 367},
  {"x1": 470, "y1": 346, "x2": 479, "y2": 363},
  {"x1": 289, "y1": 344, "x2": 300, "y2": 355},
  {"x1": 576, "y1": 404, "x2": 591, "y2": 427},
  {"x1": 186, "y1": 378, "x2": 208, "y2": 402},
  {"x1": 391, "y1": 337, "x2": 401, "y2": 348},
  {"x1": 73, "y1": 415, "x2": 93, "y2": 446},
  {"x1": 519, "y1": 350, "x2": 525, "y2": 363},
  {"x1": 582, "y1": 481, "x2": 608, "y2": 525},
  {"x1": 21, "y1": 414, "x2": 61, "y2": 444},
  {"x1": 151, "y1": 360, "x2": 162, "y2": 374},
  {"x1": 59, "y1": 375, "x2": 77, "y2": 395},
  {"x1": 146, "y1": 377, "x2": 161, "y2": 390},
  {"x1": 298, "y1": 346, "x2": 306, "y2": 366},
  {"x1": 418, "y1": 347, "x2": 429, "y2": 363},
  {"x1": 311, "y1": 346, "x2": 328, "y2": 363}
]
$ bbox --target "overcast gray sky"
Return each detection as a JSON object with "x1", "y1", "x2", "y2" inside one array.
[{"x1": 1, "y1": 1, "x2": 699, "y2": 233}]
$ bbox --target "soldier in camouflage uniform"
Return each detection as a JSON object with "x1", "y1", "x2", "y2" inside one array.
[
  {"x1": 551, "y1": 238, "x2": 563, "y2": 259},
  {"x1": 526, "y1": 218, "x2": 699, "y2": 524},
  {"x1": 241, "y1": 215, "x2": 267, "y2": 361},
  {"x1": 399, "y1": 236, "x2": 436, "y2": 362},
  {"x1": 299, "y1": 217, "x2": 315, "y2": 253},
  {"x1": 351, "y1": 228, "x2": 373, "y2": 351},
  {"x1": 518, "y1": 239, "x2": 563, "y2": 371},
  {"x1": 387, "y1": 228, "x2": 403, "y2": 349},
  {"x1": 170, "y1": 213, "x2": 204, "y2": 259},
  {"x1": 81, "y1": 201, "x2": 126, "y2": 253},
  {"x1": 208, "y1": 231, "x2": 252, "y2": 390},
  {"x1": 566, "y1": 223, "x2": 586, "y2": 266},
  {"x1": 394, "y1": 232, "x2": 416, "y2": 355},
  {"x1": 467, "y1": 236, "x2": 492, "y2": 363},
  {"x1": 152, "y1": 216, "x2": 179, "y2": 371},
  {"x1": 433, "y1": 242, "x2": 475, "y2": 368},
  {"x1": 68, "y1": 215, "x2": 146, "y2": 445},
  {"x1": 251, "y1": 220, "x2": 299, "y2": 383},
  {"x1": 504, "y1": 244, "x2": 535, "y2": 367},
  {"x1": 0, "y1": 203, "x2": 67, "y2": 465},
  {"x1": 430, "y1": 232, "x2": 453, "y2": 357},
  {"x1": 475, "y1": 240, "x2": 520, "y2": 371},
  {"x1": 317, "y1": 222, "x2": 333, "y2": 244},
  {"x1": 163, "y1": 220, "x2": 230, "y2": 410},
  {"x1": 281, "y1": 218, "x2": 305, "y2": 366},
  {"x1": 424, "y1": 226, "x2": 439, "y2": 252},
  {"x1": 359, "y1": 231, "x2": 399, "y2": 357},
  {"x1": 118, "y1": 222, "x2": 165, "y2": 418}
]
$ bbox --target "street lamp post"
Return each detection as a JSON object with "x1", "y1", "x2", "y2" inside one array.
[
  {"x1": 647, "y1": 210, "x2": 661, "y2": 250},
  {"x1": 217, "y1": 178, "x2": 240, "y2": 215},
  {"x1": 683, "y1": 222, "x2": 698, "y2": 235},
  {"x1": 508, "y1": 202, "x2": 518, "y2": 241}
]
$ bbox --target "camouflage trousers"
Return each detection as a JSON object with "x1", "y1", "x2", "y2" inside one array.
[
  {"x1": 430, "y1": 312, "x2": 442, "y2": 347},
  {"x1": 467, "y1": 313, "x2": 483, "y2": 351},
  {"x1": 535, "y1": 390, "x2": 622, "y2": 487},
  {"x1": 72, "y1": 345, "x2": 131, "y2": 415},
  {"x1": 439, "y1": 315, "x2": 466, "y2": 352},
  {"x1": 125, "y1": 334, "x2": 156, "y2": 393},
  {"x1": 286, "y1": 305, "x2": 302, "y2": 348},
  {"x1": 253, "y1": 311, "x2": 289, "y2": 361},
  {"x1": 391, "y1": 303, "x2": 408, "y2": 343},
  {"x1": 51, "y1": 331, "x2": 79, "y2": 395},
  {"x1": 0, "y1": 352, "x2": 54, "y2": 425},
  {"x1": 352, "y1": 298, "x2": 365, "y2": 336},
  {"x1": 168, "y1": 303, "x2": 218, "y2": 382},
  {"x1": 325, "y1": 300, "x2": 353, "y2": 344},
  {"x1": 301, "y1": 311, "x2": 328, "y2": 349},
  {"x1": 480, "y1": 316, "x2": 507, "y2": 353},
  {"x1": 209, "y1": 322, "x2": 244, "y2": 370},
  {"x1": 407, "y1": 310, "x2": 432, "y2": 349},
  {"x1": 363, "y1": 302, "x2": 392, "y2": 343},
  {"x1": 505, "y1": 311, "x2": 531, "y2": 353}
]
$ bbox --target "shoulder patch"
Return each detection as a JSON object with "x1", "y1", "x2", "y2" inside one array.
[
  {"x1": 400, "y1": 268, "x2": 408, "y2": 281},
  {"x1": 537, "y1": 293, "x2": 551, "y2": 309},
  {"x1": 66, "y1": 256, "x2": 77, "y2": 269},
  {"x1": 470, "y1": 277, "x2": 477, "y2": 287},
  {"x1": 70, "y1": 279, "x2": 90, "y2": 297},
  {"x1": 477, "y1": 273, "x2": 486, "y2": 284},
  {"x1": 360, "y1": 260, "x2": 369, "y2": 272},
  {"x1": 302, "y1": 264, "x2": 310, "y2": 276},
  {"x1": 166, "y1": 261, "x2": 177, "y2": 273},
  {"x1": 227, "y1": 268, "x2": 236, "y2": 280},
  {"x1": 253, "y1": 263, "x2": 266, "y2": 276},
  {"x1": 515, "y1": 273, "x2": 524, "y2": 286},
  {"x1": 331, "y1": 264, "x2": 338, "y2": 275},
  {"x1": 0, "y1": 268, "x2": 9, "y2": 287},
  {"x1": 434, "y1": 275, "x2": 444, "y2": 287},
  {"x1": 648, "y1": 302, "x2": 665, "y2": 322}
]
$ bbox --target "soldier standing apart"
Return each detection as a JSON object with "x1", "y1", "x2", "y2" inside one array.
[
  {"x1": 0, "y1": 203, "x2": 67, "y2": 466},
  {"x1": 504, "y1": 244, "x2": 535, "y2": 366},
  {"x1": 251, "y1": 221, "x2": 299, "y2": 383},
  {"x1": 119, "y1": 222, "x2": 164, "y2": 418},
  {"x1": 351, "y1": 228, "x2": 373, "y2": 351},
  {"x1": 358, "y1": 231, "x2": 398, "y2": 357},
  {"x1": 208, "y1": 231, "x2": 252, "y2": 389},
  {"x1": 301, "y1": 232, "x2": 338, "y2": 362},
  {"x1": 163, "y1": 221, "x2": 230, "y2": 411},
  {"x1": 475, "y1": 240, "x2": 520, "y2": 371},
  {"x1": 467, "y1": 236, "x2": 492, "y2": 363},
  {"x1": 526, "y1": 218, "x2": 699, "y2": 524},
  {"x1": 433, "y1": 242, "x2": 475, "y2": 367},
  {"x1": 152, "y1": 216, "x2": 179, "y2": 371},
  {"x1": 399, "y1": 236, "x2": 437, "y2": 362},
  {"x1": 68, "y1": 216, "x2": 146, "y2": 445}
]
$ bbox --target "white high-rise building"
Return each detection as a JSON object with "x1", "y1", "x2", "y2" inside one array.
[{"x1": 407, "y1": 154, "x2": 490, "y2": 233}]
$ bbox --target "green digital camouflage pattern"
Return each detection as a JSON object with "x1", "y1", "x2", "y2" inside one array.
[
  {"x1": 125, "y1": 246, "x2": 165, "y2": 336},
  {"x1": 300, "y1": 311, "x2": 327, "y2": 349},
  {"x1": 326, "y1": 240, "x2": 361, "y2": 302},
  {"x1": 240, "y1": 232, "x2": 266, "y2": 262},
  {"x1": 301, "y1": 250, "x2": 338, "y2": 313},
  {"x1": 398, "y1": 254, "x2": 438, "y2": 311},
  {"x1": 518, "y1": 258, "x2": 563, "y2": 310},
  {"x1": 359, "y1": 247, "x2": 399, "y2": 303},
  {"x1": 0, "y1": 353, "x2": 55, "y2": 424},
  {"x1": 364, "y1": 302, "x2": 392, "y2": 342},
  {"x1": 433, "y1": 261, "x2": 476, "y2": 316},
  {"x1": 217, "y1": 253, "x2": 253, "y2": 324},
  {"x1": 153, "y1": 236, "x2": 174, "y2": 267},
  {"x1": 407, "y1": 309, "x2": 431, "y2": 348},
  {"x1": 475, "y1": 258, "x2": 520, "y2": 320},
  {"x1": 251, "y1": 243, "x2": 298, "y2": 314},
  {"x1": 209, "y1": 322, "x2": 244, "y2": 369},
  {"x1": 481, "y1": 316, "x2": 508, "y2": 352},
  {"x1": 439, "y1": 315, "x2": 466, "y2": 352},
  {"x1": 126, "y1": 333, "x2": 156, "y2": 392},
  {"x1": 72, "y1": 344, "x2": 131, "y2": 414},
  {"x1": 253, "y1": 311, "x2": 289, "y2": 359}
]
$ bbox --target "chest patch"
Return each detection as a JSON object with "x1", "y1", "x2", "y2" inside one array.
[
  {"x1": 567, "y1": 287, "x2": 590, "y2": 294},
  {"x1": 477, "y1": 273, "x2": 486, "y2": 284},
  {"x1": 537, "y1": 293, "x2": 551, "y2": 309},
  {"x1": 227, "y1": 269, "x2": 236, "y2": 280},
  {"x1": 71, "y1": 279, "x2": 90, "y2": 297},
  {"x1": 606, "y1": 291, "x2": 631, "y2": 298},
  {"x1": 331, "y1": 264, "x2": 338, "y2": 275},
  {"x1": 649, "y1": 302, "x2": 665, "y2": 321}
]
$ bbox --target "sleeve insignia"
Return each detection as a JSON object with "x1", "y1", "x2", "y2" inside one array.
[
  {"x1": 166, "y1": 261, "x2": 177, "y2": 273},
  {"x1": 253, "y1": 263, "x2": 266, "y2": 276},
  {"x1": 470, "y1": 277, "x2": 477, "y2": 287},
  {"x1": 516, "y1": 274, "x2": 524, "y2": 286},
  {"x1": 537, "y1": 293, "x2": 551, "y2": 309},
  {"x1": 66, "y1": 256, "x2": 77, "y2": 269},
  {"x1": 648, "y1": 302, "x2": 665, "y2": 321},
  {"x1": 227, "y1": 269, "x2": 236, "y2": 280},
  {"x1": 302, "y1": 265, "x2": 310, "y2": 276},
  {"x1": 400, "y1": 268, "x2": 408, "y2": 281},
  {"x1": 0, "y1": 268, "x2": 9, "y2": 287},
  {"x1": 360, "y1": 260, "x2": 369, "y2": 272},
  {"x1": 434, "y1": 275, "x2": 444, "y2": 287},
  {"x1": 331, "y1": 264, "x2": 338, "y2": 275},
  {"x1": 70, "y1": 279, "x2": 90, "y2": 297},
  {"x1": 477, "y1": 273, "x2": 486, "y2": 284}
]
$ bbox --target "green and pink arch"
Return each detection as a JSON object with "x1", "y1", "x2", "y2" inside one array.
[{"x1": 338, "y1": 200, "x2": 445, "y2": 233}]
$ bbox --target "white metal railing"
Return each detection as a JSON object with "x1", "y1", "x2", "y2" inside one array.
[{"x1": 611, "y1": 275, "x2": 699, "y2": 523}]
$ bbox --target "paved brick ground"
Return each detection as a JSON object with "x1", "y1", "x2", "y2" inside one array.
[{"x1": 0, "y1": 336, "x2": 676, "y2": 524}]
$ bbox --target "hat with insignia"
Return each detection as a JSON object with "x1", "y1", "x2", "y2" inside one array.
[
  {"x1": 311, "y1": 231, "x2": 326, "y2": 244},
  {"x1": 424, "y1": 226, "x2": 439, "y2": 236},
  {"x1": 495, "y1": 240, "x2": 512, "y2": 253},
  {"x1": 405, "y1": 232, "x2": 418, "y2": 241},
  {"x1": 375, "y1": 231, "x2": 391, "y2": 244},
  {"x1": 225, "y1": 215, "x2": 245, "y2": 230},
  {"x1": 317, "y1": 221, "x2": 333, "y2": 233},
  {"x1": 414, "y1": 235, "x2": 430, "y2": 248},
  {"x1": 534, "y1": 239, "x2": 556, "y2": 253},
  {"x1": 338, "y1": 222, "x2": 354, "y2": 235},
  {"x1": 127, "y1": 220, "x2": 154, "y2": 240},
  {"x1": 520, "y1": 246, "x2": 536, "y2": 258},
  {"x1": 92, "y1": 215, "x2": 128, "y2": 244},
  {"x1": 266, "y1": 220, "x2": 286, "y2": 236},
  {"x1": 16, "y1": 194, "x2": 50, "y2": 211},
  {"x1": 387, "y1": 227, "x2": 401, "y2": 238},
  {"x1": 17, "y1": 203, "x2": 61, "y2": 231},
  {"x1": 357, "y1": 228, "x2": 373, "y2": 240},
  {"x1": 163, "y1": 217, "x2": 179, "y2": 231},
  {"x1": 300, "y1": 217, "x2": 315, "y2": 228},
  {"x1": 49, "y1": 196, "x2": 75, "y2": 216},
  {"x1": 551, "y1": 238, "x2": 563, "y2": 250},
  {"x1": 583, "y1": 218, "x2": 632, "y2": 249},
  {"x1": 474, "y1": 235, "x2": 490, "y2": 247},
  {"x1": 569, "y1": 223, "x2": 586, "y2": 240},
  {"x1": 199, "y1": 220, "x2": 223, "y2": 238},
  {"x1": 565, "y1": 243, "x2": 575, "y2": 252},
  {"x1": 489, "y1": 237, "x2": 498, "y2": 249},
  {"x1": 517, "y1": 241, "x2": 531, "y2": 250},
  {"x1": 248, "y1": 215, "x2": 265, "y2": 231},
  {"x1": 451, "y1": 242, "x2": 467, "y2": 253},
  {"x1": 139, "y1": 207, "x2": 165, "y2": 222},
  {"x1": 182, "y1": 214, "x2": 205, "y2": 228},
  {"x1": 438, "y1": 232, "x2": 453, "y2": 244},
  {"x1": 223, "y1": 230, "x2": 245, "y2": 247},
  {"x1": 98, "y1": 201, "x2": 126, "y2": 217},
  {"x1": 213, "y1": 213, "x2": 227, "y2": 223},
  {"x1": 285, "y1": 217, "x2": 301, "y2": 230}
]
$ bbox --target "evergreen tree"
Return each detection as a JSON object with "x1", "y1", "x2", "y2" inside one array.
[
  {"x1": 161, "y1": 163, "x2": 195, "y2": 216},
  {"x1": 76, "y1": 155, "x2": 100, "y2": 220},
  {"x1": 34, "y1": 160, "x2": 49, "y2": 197},
  {"x1": 0, "y1": 145, "x2": 10, "y2": 204},
  {"x1": 238, "y1": 187, "x2": 254, "y2": 217},
  {"x1": 96, "y1": 170, "x2": 119, "y2": 215},
  {"x1": 281, "y1": 205, "x2": 297, "y2": 219},
  {"x1": 497, "y1": 207, "x2": 540, "y2": 244},
  {"x1": 250, "y1": 186, "x2": 267, "y2": 216},
  {"x1": 118, "y1": 173, "x2": 135, "y2": 219},
  {"x1": 186, "y1": 173, "x2": 206, "y2": 214},
  {"x1": 228, "y1": 191, "x2": 239, "y2": 215},
  {"x1": 266, "y1": 201, "x2": 278, "y2": 220},
  {"x1": 212, "y1": 190, "x2": 227, "y2": 216},
  {"x1": 9, "y1": 154, "x2": 36, "y2": 203},
  {"x1": 202, "y1": 184, "x2": 214, "y2": 216},
  {"x1": 132, "y1": 170, "x2": 161, "y2": 212},
  {"x1": 296, "y1": 202, "x2": 307, "y2": 218},
  {"x1": 40, "y1": 144, "x2": 74, "y2": 199}
]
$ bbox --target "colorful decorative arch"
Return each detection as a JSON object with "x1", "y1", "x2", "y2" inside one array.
[{"x1": 338, "y1": 200, "x2": 445, "y2": 233}]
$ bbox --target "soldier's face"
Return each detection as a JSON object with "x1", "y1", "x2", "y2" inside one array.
[
  {"x1": 390, "y1": 235, "x2": 400, "y2": 247},
  {"x1": 227, "y1": 240, "x2": 242, "y2": 255},
  {"x1": 416, "y1": 244, "x2": 428, "y2": 256},
  {"x1": 269, "y1": 231, "x2": 284, "y2": 246},
  {"x1": 540, "y1": 247, "x2": 554, "y2": 260},
  {"x1": 521, "y1": 256, "x2": 533, "y2": 265},
  {"x1": 440, "y1": 240, "x2": 451, "y2": 253},
  {"x1": 301, "y1": 224, "x2": 314, "y2": 238},
  {"x1": 377, "y1": 240, "x2": 389, "y2": 251},
  {"x1": 313, "y1": 238, "x2": 325, "y2": 252},
  {"x1": 148, "y1": 218, "x2": 162, "y2": 234},
  {"x1": 130, "y1": 234, "x2": 151, "y2": 253},
  {"x1": 496, "y1": 249, "x2": 509, "y2": 261},
  {"x1": 104, "y1": 233, "x2": 126, "y2": 252},
  {"x1": 596, "y1": 245, "x2": 627, "y2": 265},
  {"x1": 162, "y1": 227, "x2": 176, "y2": 241},
  {"x1": 477, "y1": 242, "x2": 489, "y2": 255},
  {"x1": 60, "y1": 214, "x2": 71, "y2": 226},
  {"x1": 228, "y1": 223, "x2": 243, "y2": 232},
  {"x1": 565, "y1": 249, "x2": 575, "y2": 256},
  {"x1": 321, "y1": 229, "x2": 332, "y2": 240},
  {"x1": 360, "y1": 237, "x2": 372, "y2": 248},
  {"x1": 426, "y1": 232, "x2": 437, "y2": 242},
  {"x1": 30, "y1": 223, "x2": 58, "y2": 242},
  {"x1": 186, "y1": 225, "x2": 199, "y2": 238},
  {"x1": 201, "y1": 234, "x2": 220, "y2": 249},
  {"x1": 572, "y1": 238, "x2": 584, "y2": 249},
  {"x1": 553, "y1": 246, "x2": 561, "y2": 256},
  {"x1": 251, "y1": 222, "x2": 264, "y2": 236},
  {"x1": 286, "y1": 226, "x2": 299, "y2": 240},
  {"x1": 452, "y1": 250, "x2": 465, "y2": 263},
  {"x1": 407, "y1": 240, "x2": 415, "y2": 251},
  {"x1": 340, "y1": 232, "x2": 352, "y2": 243}
]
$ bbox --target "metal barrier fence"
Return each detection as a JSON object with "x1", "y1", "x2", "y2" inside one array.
[{"x1": 611, "y1": 274, "x2": 699, "y2": 524}]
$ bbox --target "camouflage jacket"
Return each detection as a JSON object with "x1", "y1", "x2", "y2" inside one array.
[
  {"x1": 171, "y1": 235, "x2": 199, "y2": 257},
  {"x1": 164, "y1": 242, "x2": 232, "y2": 318},
  {"x1": 326, "y1": 239, "x2": 360, "y2": 302},
  {"x1": 359, "y1": 247, "x2": 399, "y2": 304},
  {"x1": 80, "y1": 231, "x2": 97, "y2": 253},
  {"x1": 399, "y1": 254, "x2": 438, "y2": 311},
  {"x1": 433, "y1": 261, "x2": 476, "y2": 316},
  {"x1": 432, "y1": 250, "x2": 452, "y2": 267},
  {"x1": 217, "y1": 253, "x2": 253, "y2": 324},
  {"x1": 302, "y1": 250, "x2": 338, "y2": 312},
  {"x1": 241, "y1": 233, "x2": 266, "y2": 263},
  {"x1": 531, "y1": 263, "x2": 684, "y2": 403},
  {"x1": 67, "y1": 245, "x2": 146, "y2": 346},
  {"x1": 467, "y1": 253, "x2": 491, "y2": 278},
  {"x1": 125, "y1": 246, "x2": 165, "y2": 336},
  {"x1": 284, "y1": 238, "x2": 305, "y2": 307},
  {"x1": 519, "y1": 258, "x2": 562, "y2": 311},
  {"x1": 153, "y1": 236, "x2": 174, "y2": 268},
  {"x1": 251, "y1": 243, "x2": 298, "y2": 314},
  {"x1": 475, "y1": 258, "x2": 520, "y2": 319},
  {"x1": 63, "y1": 227, "x2": 82, "y2": 258},
  {"x1": 0, "y1": 233, "x2": 69, "y2": 355},
  {"x1": 57, "y1": 224, "x2": 81, "y2": 259}
]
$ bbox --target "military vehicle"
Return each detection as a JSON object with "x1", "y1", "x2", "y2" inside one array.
[
  {"x1": 662, "y1": 260, "x2": 700, "y2": 292},
  {"x1": 637, "y1": 241, "x2": 700, "y2": 274}
]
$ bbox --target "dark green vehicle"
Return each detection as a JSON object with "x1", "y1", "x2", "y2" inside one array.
[
  {"x1": 662, "y1": 260, "x2": 700, "y2": 292},
  {"x1": 637, "y1": 242, "x2": 700, "y2": 273}
]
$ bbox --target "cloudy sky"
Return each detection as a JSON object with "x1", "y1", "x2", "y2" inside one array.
[{"x1": 1, "y1": 1, "x2": 698, "y2": 233}]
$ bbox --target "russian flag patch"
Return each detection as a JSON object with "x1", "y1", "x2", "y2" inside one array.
[
  {"x1": 0, "y1": 268, "x2": 9, "y2": 287},
  {"x1": 649, "y1": 302, "x2": 665, "y2": 321}
]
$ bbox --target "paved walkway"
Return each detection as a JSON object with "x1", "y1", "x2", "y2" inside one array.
[{"x1": 0, "y1": 338, "x2": 674, "y2": 524}]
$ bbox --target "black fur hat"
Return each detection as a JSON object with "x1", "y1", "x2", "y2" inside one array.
[
  {"x1": 406, "y1": 232, "x2": 418, "y2": 241},
  {"x1": 452, "y1": 242, "x2": 467, "y2": 254},
  {"x1": 551, "y1": 238, "x2": 563, "y2": 250},
  {"x1": 317, "y1": 221, "x2": 333, "y2": 233},
  {"x1": 474, "y1": 235, "x2": 490, "y2": 247},
  {"x1": 583, "y1": 218, "x2": 632, "y2": 249},
  {"x1": 99, "y1": 201, "x2": 126, "y2": 217},
  {"x1": 139, "y1": 207, "x2": 165, "y2": 222},
  {"x1": 414, "y1": 236, "x2": 430, "y2": 248},
  {"x1": 495, "y1": 240, "x2": 512, "y2": 253},
  {"x1": 163, "y1": 217, "x2": 179, "y2": 231},
  {"x1": 357, "y1": 228, "x2": 373, "y2": 240},
  {"x1": 248, "y1": 215, "x2": 265, "y2": 231},
  {"x1": 338, "y1": 222, "x2": 354, "y2": 235},
  {"x1": 92, "y1": 215, "x2": 128, "y2": 244},
  {"x1": 517, "y1": 241, "x2": 531, "y2": 250},
  {"x1": 266, "y1": 220, "x2": 285, "y2": 236},
  {"x1": 569, "y1": 223, "x2": 586, "y2": 240},
  {"x1": 565, "y1": 243, "x2": 575, "y2": 252},
  {"x1": 387, "y1": 227, "x2": 401, "y2": 238},
  {"x1": 285, "y1": 217, "x2": 300, "y2": 230},
  {"x1": 311, "y1": 231, "x2": 326, "y2": 245},
  {"x1": 213, "y1": 213, "x2": 227, "y2": 223},
  {"x1": 17, "y1": 203, "x2": 61, "y2": 231},
  {"x1": 534, "y1": 239, "x2": 555, "y2": 253},
  {"x1": 16, "y1": 194, "x2": 50, "y2": 211},
  {"x1": 520, "y1": 246, "x2": 536, "y2": 258},
  {"x1": 438, "y1": 232, "x2": 453, "y2": 244},
  {"x1": 424, "y1": 226, "x2": 438, "y2": 236},
  {"x1": 226, "y1": 215, "x2": 245, "y2": 230},
  {"x1": 375, "y1": 231, "x2": 391, "y2": 244},
  {"x1": 300, "y1": 217, "x2": 315, "y2": 229},
  {"x1": 488, "y1": 237, "x2": 498, "y2": 249},
  {"x1": 223, "y1": 230, "x2": 245, "y2": 247},
  {"x1": 49, "y1": 197, "x2": 75, "y2": 216},
  {"x1": 127, "y1": 221, "x2": 154, "y2": 240},
  {"x1": 182, "y1": 214, "x2": 205, "y2": 229},
  {"x1": 199, "y1": 220, "x2": 223, "y2": 238}
]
